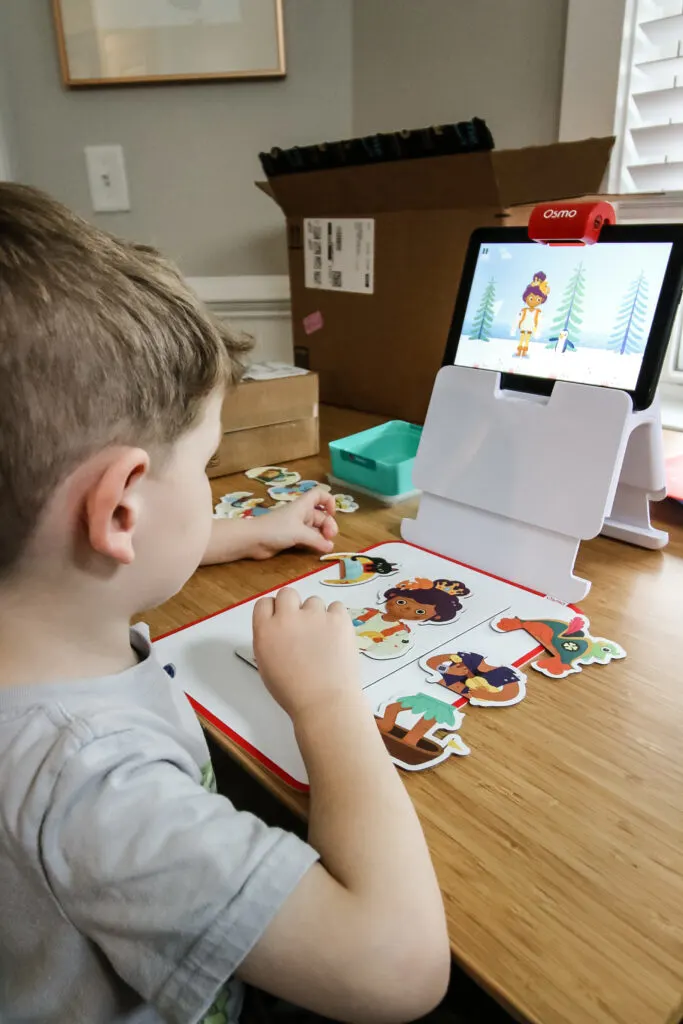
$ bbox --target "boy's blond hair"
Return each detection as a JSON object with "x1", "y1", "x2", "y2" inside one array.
[{"x1": 0, "y1": 183, "x2": 248, "y2": 577}]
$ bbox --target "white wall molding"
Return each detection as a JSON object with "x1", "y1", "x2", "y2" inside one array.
[
  {"x1": 188, "y1": 275, "x2": 294, "y2": 365},
  {"x1": 187, "y1": 274, "x2": 291, "y2": 306}
]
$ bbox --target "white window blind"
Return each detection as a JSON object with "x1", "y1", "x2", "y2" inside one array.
[
  {"x1": 613, "y1": 0, "x2": 683, "y2": 193},
  {"x1": 611, "y1": 0, "x2": 683, "y2": 414}
]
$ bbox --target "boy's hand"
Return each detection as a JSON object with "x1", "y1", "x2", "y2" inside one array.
[
  {"x1": 201, "y1": 487, "x2": 338, "y2": 566},
  {"x1": 253, "y1": 588, "x2": 360, "y2": 720},
  {"x1": 248, "y1": 486, "x2": 338, "y2": 560}
]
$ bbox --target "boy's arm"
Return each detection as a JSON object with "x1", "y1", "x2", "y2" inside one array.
[
  {"x1": 237, "y1": 591, "x2": 450, "y2": 1022},
  {"x1": 202, "y1": 487, "x2": 337, "y2": 563},
  {"x1": 41, "y1": 724, "x2": 320, "y2": 1024},
  {"x1": 238, "y1": 693, "x2": 450, "y2": 1022}
]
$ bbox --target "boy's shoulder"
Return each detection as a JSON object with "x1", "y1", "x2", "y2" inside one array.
[
  {"x1": 0, "y1": 628, "x2": 210, "y2": 829},
  {"x1": 0, "y1": 632, "x2": 317, "y2": 1024}
]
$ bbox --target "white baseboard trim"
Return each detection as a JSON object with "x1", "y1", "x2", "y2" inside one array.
[
  {"x1": 188, "y1": 274, "x2": 293, "y2": 364},
  {"x1": 188, "y1": 274, "x2": 291, "y2": 305}
]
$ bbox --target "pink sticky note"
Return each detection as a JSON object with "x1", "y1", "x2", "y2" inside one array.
[{"x1": 303, "y1": 310, "x2": 324, "y2": 335}]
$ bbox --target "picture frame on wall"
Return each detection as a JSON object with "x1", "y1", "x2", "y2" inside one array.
[{"x1": 52, "y1": 0, "x2": 286, "y2": 87}]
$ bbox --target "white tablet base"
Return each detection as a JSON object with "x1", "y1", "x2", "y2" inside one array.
[{"x1": 401, "y1": 365, "x2": 667, "y2": 605}]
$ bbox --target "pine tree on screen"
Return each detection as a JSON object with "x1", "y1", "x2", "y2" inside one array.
[
  {"x1": 550, "y1": 261, "x2": 586, "y2": 343},
  {"x1": 609, "y1": 272, "x2": 649, "y2": 355},
  {"x1": 469, "y1": 277, "x2": 496, "y2": 341}
]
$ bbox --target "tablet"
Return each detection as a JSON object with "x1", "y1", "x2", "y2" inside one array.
[{"x1": 442, "y1": 225, "x2": 683, "y2": 410}]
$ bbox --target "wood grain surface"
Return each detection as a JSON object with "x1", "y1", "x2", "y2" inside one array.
[{"x1": 142, "y1": 407, "x2": 683, "y2": 1024}]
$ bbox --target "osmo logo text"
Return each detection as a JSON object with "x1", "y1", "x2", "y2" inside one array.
[{"x1": 543, "y1": 208, "x2": 578, "y2": 219}]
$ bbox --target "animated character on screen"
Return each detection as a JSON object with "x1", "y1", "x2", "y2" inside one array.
[
  {"x1": 512, "y1": 271, "x2": 550, "y2": 357},
  {"x1": 546, "y1": 329, "x2": 576, "y2": 354}
]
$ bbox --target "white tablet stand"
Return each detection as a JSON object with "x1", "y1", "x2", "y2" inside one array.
[
  {"x1": 402, "y1": 201, "x2": 668, "y2": 605},
  {"x1": 401, "y1": 366, "x2": 667, "y2": 604}
]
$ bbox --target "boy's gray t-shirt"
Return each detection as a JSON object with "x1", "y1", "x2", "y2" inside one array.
[{"x1": 0, "y1": 626, "x2": 318, "y2": 1024}]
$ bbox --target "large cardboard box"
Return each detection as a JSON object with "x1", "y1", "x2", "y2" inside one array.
[
  {"x1": 207, "y1": 372, "x2": 319, "y2": 478},
  {"x1": 258, "y1": 137, "x2": 615, "y2": 423}
]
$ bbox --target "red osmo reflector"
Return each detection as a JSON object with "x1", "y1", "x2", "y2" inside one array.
[{"x1": 528, "y1": 201, "x2": 616, "y2": 246}]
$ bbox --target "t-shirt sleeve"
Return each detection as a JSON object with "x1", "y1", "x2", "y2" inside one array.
[{"x1": 40, "y1": 722, "x2": 318, "y2": 1024}]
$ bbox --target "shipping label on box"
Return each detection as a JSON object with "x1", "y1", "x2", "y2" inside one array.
[{"x1": 304, "y1": 218, "x2": 374, "y2": 294}]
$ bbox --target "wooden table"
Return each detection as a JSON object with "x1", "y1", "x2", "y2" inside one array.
[{"x1": 145, "y1": 407, "x2": 683, "y2": 1024}]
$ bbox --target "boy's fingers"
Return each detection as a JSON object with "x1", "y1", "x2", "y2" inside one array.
[
  {"x1": 303, "y1": 595, "x2": 325, "y2": 613},
  {"x1": 253, "y1": 596, "x2": 275, "y2": 625},
  {"x1": 299, "y1": 527, "x2": 335, "y2": 555},
  {"x1": 305, "y1": 487, "x2": 336, "y2": 516},
  {"x1": 309, "y1": 508, "x2": 338, "y2": 535},
  {"x1": 321, "y1": 515, "x2": 338, "y2": 540},
  {"x1": 309, "y1": 508, "x2": 327, "y2": 529},
  {"x1": 275, "y1": 587, "x2": 302, "y2": 612},
  {"x1": 329, "y1": 602, "x2": 355, "y2": 634},
  {"x1": 329, "y1": 601, "x2": 349, "y2": 616}
]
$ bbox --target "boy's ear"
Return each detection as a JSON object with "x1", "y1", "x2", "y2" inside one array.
[{"x1": 85, "y1": 448, "x2": 150, "y2": 565}]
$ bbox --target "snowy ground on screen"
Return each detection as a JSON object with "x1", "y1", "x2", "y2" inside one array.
[{"x1": 456, "y1": 336, "x2": 642, "y2": 391}]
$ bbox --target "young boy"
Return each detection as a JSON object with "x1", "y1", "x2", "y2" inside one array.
[{"x1": 0, "y1": 184, "x2": 450, "y2": 1024}]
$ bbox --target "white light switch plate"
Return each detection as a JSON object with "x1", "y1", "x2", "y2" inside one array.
[{"x1": 84, "y1": 144, "x2": 130, "y2": 213}]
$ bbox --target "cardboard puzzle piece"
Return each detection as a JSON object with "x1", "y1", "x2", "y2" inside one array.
[
  {"x1": 351, "y1": 577, "x2": 473, "y2": 659},
  {"x1": 421, "y1": 651, "x2": 526, "y2": 707},
  {"x1": 246, "y1": 466, "x2": 301, "y2": 487},
  {"x1": 492, "y1": 614, "x2": 626, "y2": 679},
  {"x1": 349, "y1": 607, "x2": 415, "y2": 660},
  {"x1": 375, "y1": 693, "x2": 470, "y2": 772},
  {"x1": 268, "y1": 480, "x2": 331, "y2": 503},
  {"x1": 320, "y1": 553, "x2": 400, "y2": 587},
  {"x1": 376, "y1": 577, "x2": 472, "y2": 627},
  {"x1": 214, "y1": 492, "x2": 276, "y2": 519},
  {"x1": 334, "y1": 494, "x2": 359, "y2": 513}
]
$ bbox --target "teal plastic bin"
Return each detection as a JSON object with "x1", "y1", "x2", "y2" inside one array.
[{"x1": 329, "y1": 420, "x2": 423, "y2": 497}]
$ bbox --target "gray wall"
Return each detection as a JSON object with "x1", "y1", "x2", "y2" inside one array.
[
  {"x1": 353, "y1": 0, "x2": 568, "y2": 150},
  {"x1": 0, "y1": 0, "x2": 569, "y2": 275},
  {"x1": 0, "y1": 0, "x2": 352, "y2": 275}
]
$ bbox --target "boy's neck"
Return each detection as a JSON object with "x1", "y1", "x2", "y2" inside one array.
[{"x1": 0, "y1": 578, "x2": 138, "y2": 688}]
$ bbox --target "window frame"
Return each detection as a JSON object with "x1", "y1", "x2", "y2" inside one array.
[{"x1": 560, "y1": 0, "x2": 683, "y2": 427}]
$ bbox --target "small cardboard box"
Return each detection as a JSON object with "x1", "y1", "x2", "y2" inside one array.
[
  {"x1": 257, "y1": 137, "x2": 615, "y2": 423},
  {"x1": 207, "y1": 372, "x2": 319, "y2": 478}
]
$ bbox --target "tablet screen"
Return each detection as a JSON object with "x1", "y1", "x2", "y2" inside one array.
[{"x1": 454, "y1": 240, "x2": 674, "y2": 390}]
